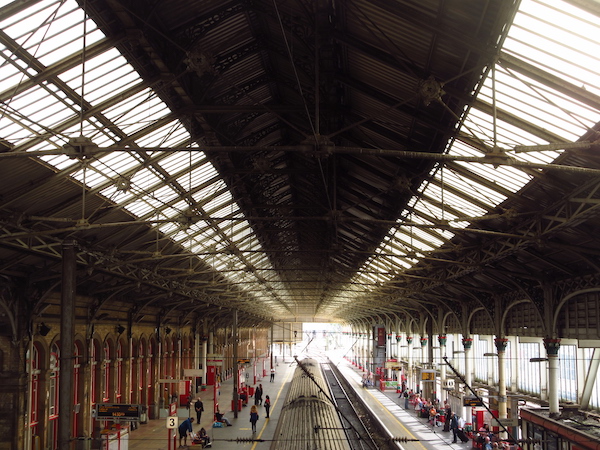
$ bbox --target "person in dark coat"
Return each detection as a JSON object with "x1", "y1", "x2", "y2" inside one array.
[
  {"x1": 254, "y1": 384, "x2": 263, "y2": 405},
  {"x1": 443, "y1": 408, "x2": 452, "y2": 432},
  {"x1": 450, "y1": 413, "x2": 459, "y2": 443},
  {"x1": 264, "y1": 395, "x2": 271, "y2": 418},
  {"x1": 194, "y1": 398, "x2": 204, "y2": 423}
]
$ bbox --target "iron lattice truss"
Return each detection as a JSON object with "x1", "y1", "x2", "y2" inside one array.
[{"x1": 0, "y1": 0, "x2": 599, "y2": 331}]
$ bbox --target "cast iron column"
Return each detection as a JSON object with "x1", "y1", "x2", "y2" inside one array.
[
  {"x1": 233, "y1": 309, "x2": 239, "y2": 418},
  {"x1": 462, "y1": 337, "x2": 474, "y2": 429},
  {"x1": 58, "y1": 240, "x2": 77, "y2": 450},
  {"x1": 544, "y1": 338, "x2": 561, "y2": 415}
]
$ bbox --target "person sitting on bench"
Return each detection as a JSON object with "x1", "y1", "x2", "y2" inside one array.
[
  {"x1": 192, "y1": 427, "x2": 211, "y2": 448},
  {"x1": 215, "y1": 408, "x2": 232, "y2": 426},
  {"x1": 239, "y1": 385, "x2": 248, "y2": 405}
]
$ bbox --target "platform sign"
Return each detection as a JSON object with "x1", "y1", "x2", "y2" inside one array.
[
  {"x1": 206, "y1": 359, "x2": 223, "y2": 367},
  {"x1": 96, "y1": 404, "x2": 141, "y2": 420},
  {"x1": 492, "y1": 417, "x2": 518, "y2": 427},
  {"x1": 463, "y1": 395, "x2": 484, "y2": 407},
  {"x1": 421, "y1": 370, "x2": 436, "y2": 381},
  {"x1": 166, "y1": 416, "x2": 179, "y2": 429}
]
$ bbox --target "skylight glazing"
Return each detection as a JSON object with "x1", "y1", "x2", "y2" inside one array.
[
  {"x1": 1, "y1": 0, "x2": 598, "y2": 317},
  {"x1": 0, "y1": 0, "x2": 280, "y2": 310},
  {"x1": 358, "y1": 0, "x2": 600, "y2": 297}
]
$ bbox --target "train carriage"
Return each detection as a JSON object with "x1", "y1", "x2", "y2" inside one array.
[{"x1": 270, "y1": 358, "x2": 352, "y2": 450}]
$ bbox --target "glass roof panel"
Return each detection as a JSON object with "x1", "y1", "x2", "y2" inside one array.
[
  {"x1": 203, "y1": 190, "x2": 234, "y2": 216},
  {"x1": 60, "y1": 49, "x2": 140, "y2": 105},
  {"x1": 101, "y1": 89, "x2": 168, "y2": 135},
  {"x1": 5, "y1": 83, "x2": 74, "y2": 136},
  {"x1": 506, "y1": 0, "x2": 600, "y2": 97},
  {"x1": 434, "y1": 165, "x2": 507, "y2": 207},
  {"x1": 160, "y1": 151, "x2": 207, "y2": 175},
  {"x1": 135, "y1": 121, "x2": 189, "y2": 148},
  {"x1": 424, "y1": 182, "x2": 489, "y2": 218}
]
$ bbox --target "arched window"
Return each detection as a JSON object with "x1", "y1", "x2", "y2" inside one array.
[
  {"x1": 116, "y1": 340, "x2": 123, "y2": 402},
  {"x1": 559, "y1": 344, "x2": 577, "y2": 402},
  {"x1": 48, "y1": 343, "x2": 60, "y2": 450},
  {"x1": 28, "y1": 343, "x2": 42, "y2": 443},
  {"x1": 73, "y1": 341, "x2": 82, "y2": 438},
  {"x1": 171, "y1": 336, "x2": 178, "y2": 381},
  {"x1": 138, "y1": 339, "x2": 145, "y2": 406},
  {"x1": 91, "y1": 339, "x2": 101, "y2": 407},
  {"x1": 518, "y1": 341, "x2": 542, "y2": 395},
  {"x1": 148, "y1": 338, "x2": 156, "y2": 418},
  {"x1": 103, "y1": 341, "x2": 111, "y2": 402}
]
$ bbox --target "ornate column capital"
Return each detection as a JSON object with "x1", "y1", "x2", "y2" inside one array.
[
  {"x1": 494, "y1": 337, "x2": 509, "y2": 352},
  {"x1": 437, "y1": 335, "x2": 447, "y2": 346},
  {"x1": 543, "y1": 338, "x2": 561, "y2": 356},
  {"x1": 462, "y1": 337, "x2": 473, "y2": 350}
]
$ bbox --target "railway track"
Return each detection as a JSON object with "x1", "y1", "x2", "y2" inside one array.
[{"x1": 321, "y1": 359, "x2": 398, "y2": 450}]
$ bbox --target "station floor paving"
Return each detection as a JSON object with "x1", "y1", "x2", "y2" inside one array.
[{"x1": 121, "y1": 354, "x2": 476, "y2": 450}]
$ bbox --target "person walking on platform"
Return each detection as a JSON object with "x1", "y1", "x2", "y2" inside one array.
[
  {"x1": 249, "y1": 405, "x2": 259, "y2": 433},
  {"x1": 254, "y1": 383, "x2": 263, "y2": 405},
  {"x1": 270, "y1": 367, "x2": 275, "y2": 382},
  {"x1": 264, "y1": 395, "x2": 271, "y2": 418},
  {"x1": 450, "y1": 413, "x2": 459, "y2": 443},
  {"x1": 403, "y1": 389, "x2": 411, "y2": 409}
]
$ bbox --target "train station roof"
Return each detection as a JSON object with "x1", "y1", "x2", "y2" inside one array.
[{"x1": 0, "y1": 0, "x2": 599, "y2": 330}]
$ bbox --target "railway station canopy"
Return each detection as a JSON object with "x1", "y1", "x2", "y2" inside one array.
[{"x1": 0, "y1": 0, "x2": 599, "y2": 334}]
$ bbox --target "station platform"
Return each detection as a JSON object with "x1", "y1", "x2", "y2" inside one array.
[{"x1": 120, "y1": 355, "x2": 475, "y2": 450}]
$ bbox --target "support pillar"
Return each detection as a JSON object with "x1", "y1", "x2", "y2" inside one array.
[
  {"x1": 201, "y1": 335, "x2": 208, "y2": 385},
  {"x1": 495, "y1": 337, "x2": 509, "y2": 439},
  {"x1": 420, "y1": 336, "x2": 432, "y2": 400},
  {"x1": 494, "y1": 338, "x2": 508, "y2": 418},
  {"x1": 232, "y1": 310, "x2": 239, "y2": 418},
  {"x1": 58, "y1": 240, "x2": 77, "y2": 450},
  {"x1": 462, "y1": 337, "x2": 474, "y2": 429},
  {"x1": 194, "y1": 328, "x2": 200, "y2": 392},
  {"x1": 438, "y1": 335, "x2": 447, "y2": 398},
  {"x1": 406, "y1": 336, "x2": 413, "y2": 390},
  {"x1": 544, "y1": 338, "x2": 561, "y2": 416}
]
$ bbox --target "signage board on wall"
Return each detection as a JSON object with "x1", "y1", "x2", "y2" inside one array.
[
  {"x1": 463, "y1": 396, "x2": 484, "y2": 407},
  {"x1": 96, "y1": 404, "x2": 141, "y2": 420},
  {"x1": 421, "y1": 370, "x2": 436, "y2": 381}
]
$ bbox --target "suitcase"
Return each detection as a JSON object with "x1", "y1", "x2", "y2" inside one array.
[{"x1": 456, "y1": 429, "x2": 470, "y2": 443}]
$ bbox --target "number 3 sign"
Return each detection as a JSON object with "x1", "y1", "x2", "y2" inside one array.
[{"x1": 166, "y1": 416, "x2": 178, "y2": 429}]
